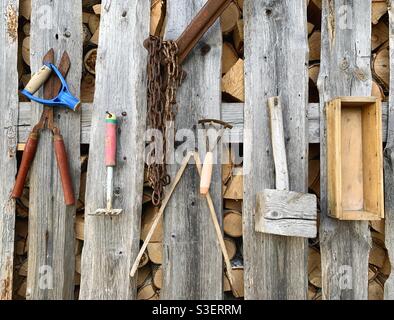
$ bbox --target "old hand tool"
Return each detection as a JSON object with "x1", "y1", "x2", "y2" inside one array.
[
  {"x1": 21, "y1": 62, "x2": 81, "y2": 111},
  {"x1": 90, "y1": 112, "x2": 123, "y2": 216},
  {"x1": 255, "y1": 97, "x2": 317, "y2": 238},
  {"x1": 145, "y1": 0, "x2": 233, "y2": 206},
  {"x1": 130, "y1": 151, "x2": 238, "y2": 297},
  {"x1": 198, "y1": 119, "x2": 233, "y2": 195},
  {"x1": 12, "y1": 49, "x2": 76, "y2": 206}
]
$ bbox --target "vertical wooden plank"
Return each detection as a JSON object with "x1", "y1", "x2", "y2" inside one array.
[
  {"x1": 243, "y1": 0, "x2": 309, "y2": 299},
  {"x1": 80, "y1": 1, "x2": 149, "y2": 299},
  {"x1": 384, "y1": 1, "x2": 394, "y2": 300},
  {"x1": 318, "y1": 0, "x2": 372, "y2": 299},
  {"x1": 0, "y1": 0, "x2": 18, "y2": 300},
  {"x1": 27, "y1": 1, "x2": 82, "y2": 299},
  {"x1": 161, "y1": 0, "x2": 223, "y2": 300}
]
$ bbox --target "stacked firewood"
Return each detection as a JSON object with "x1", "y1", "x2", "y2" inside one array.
[
  {"x1": 308, "y1": 143, "x2": 390, "y2": 300},
  {"x1": 16, "y1": 0, "x2": 392, "y2": 103},
  {"x1": 133, "y1": 144, "x2": 246, "y2": 300},
  {"x1": 308, "y1": 0, "x2": 388, "y2": 103},
  {"x1": 18, "y1": 0, "x2": 244, "y2": 104}
]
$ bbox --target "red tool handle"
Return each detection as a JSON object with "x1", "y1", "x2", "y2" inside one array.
[
  {"x1": 12, "y1": 132, "x2": 39, "y2": 199},
  {"x1": 105, "y1": 113, "x2": 117, "y2": 167},
  {"x1": 54, "y1": 134, "x2": 75, "y2": 206}
]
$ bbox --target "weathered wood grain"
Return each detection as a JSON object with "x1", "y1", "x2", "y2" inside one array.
[
  {"x1": 79, "y1": 0, "x2": 149, "y2": 300},
  {"x1": 16, "y1": 102, "x2": 390, "y2": 145},
  {"x1": 26, "y1": 0, "x2": 82, "y2": 300},
  {"x1": 255, "y1": 190, "x2": 317, "y2": 238},
  {"x1": 317, "y1": 0, "x2": 372, "y2": 300},
  {"x1": 161, "y1": 0, "x2": 223, "y2": 300},
  {"x1": 267, "y1": 97, "x2": 289, "y2": 191},
  {"x1": 384, "y1": 0, "x2": 394, "y2": 300},
  {"x1": 0, "y1": 0, "x2": 18, "y2": 300},
  {"x1": 243, "y1": 0, "x2": 309, "y2": 299}
]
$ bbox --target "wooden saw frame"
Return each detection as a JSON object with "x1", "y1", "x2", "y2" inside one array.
[{"x1": 129, "y1": 151, "x2": 237, "y2": 295}]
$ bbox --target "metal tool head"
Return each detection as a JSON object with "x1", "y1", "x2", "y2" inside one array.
[
  {"x1": 91, "y1": 208, "x2": 123, "y2": 216},
  {"x1": 21, "y1": 62, "x2": 81, "y2": 112},
  {"x1": 198, "y1": 119, "x2": 233, "y2": 129}
]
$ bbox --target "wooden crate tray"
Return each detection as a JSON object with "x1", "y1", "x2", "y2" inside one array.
[{"x1": 327, "y1": 96, "x2": 384, "y2": 221}]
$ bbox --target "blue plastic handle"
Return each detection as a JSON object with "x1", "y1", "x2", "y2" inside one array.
[{"x1": 21, "y1": 63, "x2": 80, "y2": 111}]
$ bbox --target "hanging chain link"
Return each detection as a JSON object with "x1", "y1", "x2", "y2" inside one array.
[{"x1": 146, "y1": 36, "x2": 183, "y2": 206}]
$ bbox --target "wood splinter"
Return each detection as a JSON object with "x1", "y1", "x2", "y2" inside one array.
[{"x1": 254, "y1": 97, "x2": 317, "y2": 238}]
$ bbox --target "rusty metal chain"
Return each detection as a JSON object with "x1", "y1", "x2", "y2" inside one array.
[{"x1": 146, "y1": 36, "x2": 183, "y2": 206}]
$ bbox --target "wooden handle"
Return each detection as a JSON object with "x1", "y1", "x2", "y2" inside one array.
[
  {"x1": 194, "y1": 152, "x2": 237, "y2": 295},
  {"x1": 267, "y1": 97, "x2": 289, "y2": 191},
  {"x1": 130, "y1": 151, "x2": 195, "y2": 278},
  {"x1": 176, "y1": 0, "x2": 232, "y2": 64},
  {"x1": 24, "y1": 65, "x2": 52, "y2": 94},
  {"x1": 200, "y1": 151, "x2": 213, "y2": 195},
  {"x1": 12, "y1": 133, "x2": 39, "y2": 198},
  {"x1": 105, "y1": 113, "x2": 117, "y2": 167},
  {"x1": 54, "y1": 134, "x2": 75, "y2": 206}
]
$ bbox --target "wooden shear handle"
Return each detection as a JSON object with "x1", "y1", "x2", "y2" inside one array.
[
  {"x1": 12, "y1": 133, "x2": 39, "y2": 199},
  {"x1": 54, "y1": 133, "x2": 75, "y2": 206}
]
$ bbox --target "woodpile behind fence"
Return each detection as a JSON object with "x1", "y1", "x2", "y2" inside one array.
[{"x1": 1, "y1": 0, "x2": 393, "y2": 300}]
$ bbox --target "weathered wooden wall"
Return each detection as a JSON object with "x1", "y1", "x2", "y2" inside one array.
[
  {"x1": 243, "y1": 0, "x2": 309, "y2": 299},
  {"x1": 0, "y1": 0, "x2": 18, "y2": 300},
  {"x1": 79, "y1": 0, "x2": 149, "y2": 299},
  {"x1": 16, "y1": 101, "x2": 391, "y2": 145},
  {"x1": 318, "y1": 0, "x2": 372, "y2": 299},
  {"x1": 25, "y1": 0, "x2": 82, "y2": 300},
  {"x1": 384, "y1": 0, "x2": 394, "y2": 300},
  {"x1": 2, "y1": 0, "x2": 394, "y2": 301},
  {"x1": 161, "y1": 0, "x2": 223, "y2": 300}
]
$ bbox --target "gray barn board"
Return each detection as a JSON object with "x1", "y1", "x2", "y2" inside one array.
[
  {"x1": 16, "y1": 101, "x2": 390, "y2": 145},
  {"x1": 26, "y1": 0, "x2": 82, "y2": 300},
  {"x1": 161, "y1": 0, "x2": 223, "y2": 300},
  {"x1": 384, "y1": 1, "x2": 394, "y2": 300},
  {"x1": 79, "y1": 0, "x2": 149, "y2": 300},
  {"x1": 317, "y1": 0, "x2": 372, "y2": 299},
  {"x1": 0, "y1": 0, "x2": 18, "y2": 300},
  {"x1": 243, "y1": 0, "x2": 309, "y2": 299}
]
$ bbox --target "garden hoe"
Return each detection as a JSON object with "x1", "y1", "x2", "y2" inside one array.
[
  {"x1": 198, "y1": 119, "x2": 233, "y2": 195},
  {"x1": 90, "y1": 112, "x2": 123, "y2": 216}
]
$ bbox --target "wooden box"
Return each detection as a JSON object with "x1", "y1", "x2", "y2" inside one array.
[{"x1": 326, "y1": 97, "x2": 384, "y2": 221}]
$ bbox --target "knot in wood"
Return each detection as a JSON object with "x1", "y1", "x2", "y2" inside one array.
[
  {"x1": 200, "y1": 43, "x2": 211, "y2": 56},
  {"x1": 354, "y1": 68, "x2": 368, "y2": 82},
  {"x1": 340, "y1": 58, "x2": 349, "y2": 70},
  {"x1": 270, "y1": 211, "x2": 279, "y2": 218},
  {"x1": 114, "y1": 187, "x2": 121, "y2": 197}
]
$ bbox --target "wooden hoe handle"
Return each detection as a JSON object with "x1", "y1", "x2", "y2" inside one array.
[
  {"x1": 176, "y1": 0, "x2": 233, "y2": 64},
  {"x1": 200, "y1": 151, "x2": 214, "y2": 195}
]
